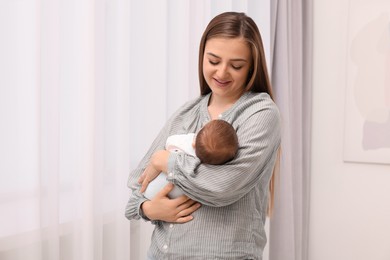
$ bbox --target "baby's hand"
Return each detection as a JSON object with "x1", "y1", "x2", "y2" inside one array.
[
  {"x1": 138, "y1": 150, "x2": 170, "y2": 193},
  {"x1": 138, "y1": 163, "x2": 160, "y2": 193}
]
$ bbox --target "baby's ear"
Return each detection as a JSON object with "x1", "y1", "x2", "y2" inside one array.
[{"x1": 192, "y1": 141, "x2": 195, "y2": 148}]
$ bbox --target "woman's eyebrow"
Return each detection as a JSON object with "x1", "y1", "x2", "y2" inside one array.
[{"x1": 206, "y1": 52, "x2": 247, "y2": 62}]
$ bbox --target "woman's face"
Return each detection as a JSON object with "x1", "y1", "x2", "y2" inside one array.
[{"x1": 202, "y1": 37, "x2": 252, "y2": 103}]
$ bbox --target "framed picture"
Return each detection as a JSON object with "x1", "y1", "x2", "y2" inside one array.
[{"x1": 343, "y1": 0, "x2": 390, "y2": 164}]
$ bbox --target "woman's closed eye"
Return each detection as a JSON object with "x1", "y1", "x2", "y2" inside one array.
[
  {"x1": 209, "y1": 60, "x2": 243, "y2": 70},
  {"x1": 231, "y1": 64, "x2": 243, "y2": 70}
]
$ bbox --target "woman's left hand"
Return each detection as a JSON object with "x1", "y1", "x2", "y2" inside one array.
[{"x1": 138, "y1": 150, "x2": 170, "y2": 193}]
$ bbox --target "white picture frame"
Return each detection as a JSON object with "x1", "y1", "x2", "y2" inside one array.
[{"x1": 343, "y1": 0, "x2": 390, "y2": 164}]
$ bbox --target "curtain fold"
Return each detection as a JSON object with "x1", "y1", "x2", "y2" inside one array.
[
  {"x1": 269, "y1": 0, "x2": 313, "y2": 260},
  {"x1": 0, "y1": 0, "x2": 131, "y2": 259}
]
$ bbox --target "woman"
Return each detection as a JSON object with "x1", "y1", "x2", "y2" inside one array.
[{"x1": 126, "y1": 12, "x2": 281, "y2": 260}]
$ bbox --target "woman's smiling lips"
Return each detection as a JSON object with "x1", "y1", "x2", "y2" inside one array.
[{"x1": 213, "y1": 78, "x2": 232, "y2": 87}]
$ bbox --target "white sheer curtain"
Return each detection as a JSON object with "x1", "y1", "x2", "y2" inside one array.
[
  {"x1": 269, "y1": 0, "x2": 313, "y2": 260},
  {"x1": 0, "y1": 0, "x2": 272, "y2": 260},
  {"x1": 0, "y1": 0, "x2": 130, "y2": 259}
]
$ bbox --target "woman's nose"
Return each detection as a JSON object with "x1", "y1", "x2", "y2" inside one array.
[{"x1": 216, "y1": 64, "x2": 229, "y2": 78}]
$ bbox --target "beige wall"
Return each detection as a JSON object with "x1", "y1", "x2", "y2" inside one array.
[{"x1": 310, "y1": 0, "x2": 390, "y2": 259}]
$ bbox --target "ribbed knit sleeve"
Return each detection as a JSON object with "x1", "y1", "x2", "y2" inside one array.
[
  {"x1": 124, "y1": 123, "x2": 169, "y2": 221},
  {"x1": 124, "y1": 96, "x2": 203, "y2": 221},
  {"x1": 166, "y1": 93, "x2": 281, "y2": 207}
]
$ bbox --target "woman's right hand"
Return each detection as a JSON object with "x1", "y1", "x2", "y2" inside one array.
[{"x1": 141, "y1": 183, "x2": 201, "y2": 223}]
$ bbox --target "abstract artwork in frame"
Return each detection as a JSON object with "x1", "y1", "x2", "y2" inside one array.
[{"x1": 343, "y1": 0, "x2": 390, "y2": 164}]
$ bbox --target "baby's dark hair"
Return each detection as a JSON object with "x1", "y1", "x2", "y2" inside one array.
[{"x1": 195, "y1": 120, "x2": 239, "y2": 165}]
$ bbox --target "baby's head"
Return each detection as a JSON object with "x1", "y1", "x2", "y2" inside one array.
[{"x1": 194, "y1": 120, "x2": 238, "y2": 165}]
